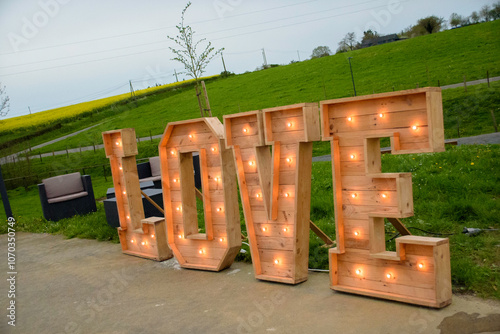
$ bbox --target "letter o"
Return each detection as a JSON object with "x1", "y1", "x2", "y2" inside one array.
[{"x1": 160, "y1": 118, "x2": 241, "y2": 271}]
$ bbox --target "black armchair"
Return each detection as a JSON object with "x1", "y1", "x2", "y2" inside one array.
[{"x1": 38, "y1": 172, "x2": 97, "y2": 221}]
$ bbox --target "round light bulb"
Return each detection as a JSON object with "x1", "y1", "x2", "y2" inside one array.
[
  {"x1": 285, "y1": 193, "x2": 290, "y2": 198},
  {"x1": 262, "y1": 227, "x2": 267, "y2": 232},
  {"x1": 217, "y1": 207, "x2": 222, "y2": 212},
  {"x1": 211, "y1": 147, "x2": 216, "y2": 152},
  {"x1": 249, "y1": 161, "x2": 255, "y2": 166},
  {"x1": 123, "y1": 191, "x2": 126, "y2": 195},
  {"x1": 287, "y1": 122, "x2": 292, "y2": 128},
  {"x1": 412, "y1": 125, "x2": 418, "y2": 131},
  {"x1": 286, "y1": 158, "x2": 292, "y2": 163},
  {"x1": 354, "y1": 231, "x2": 359, "y2": 236},
  {"x1": 214, "y1": 177, "x2": 219, "y2": 182},
  {"x1": 283, "y1": 228, "x2": 288, "y2": 232},
  {"x1": 131, "y1": 240, "x2": 135, "y2": 243},
  {"x1": 243, "y1": 128, "x2": 248, "y2": 134},
  {"x1": 126, "y1": 215, "x2": 130, "y2": 220},
  {"x1": 151, "y1": 234, "x2": 155, "y2": 238},
  {"x1": 178, "y1": 235, "x2": 182, "y2": 239},
  {"x1": 219, "y1": 238, "x2": 224, "y2": 242},
  {"x1": 119, "y1": 166, "x2": 123, "y2": 171},
  {"x1": 347, "y1": 117, "x2": 353, "y2": 122},
  {"x1": 418, "y1": 263, "x2": 424, "y2": 269},
  {"x1": 170, "y1": 150, "x2": 175, "y2": 155},
  {"x1": 381, "y1": 193, "x2": 387, "y2": 198},
  {"x1": 351, "y1": 193, "x2": 357, "y2": 199},
  {"x1": 274, "y1": 259, "x2": 280, "y2": 264},
  {"x1": 188, "y1": 134, "x2": 193, "y2": 139},
  {"x1": 350, "y1": 154, "x2": 356, "y2": 160},
  {"x1": 386, "y1": 273, "x2": 392, "y2": 279},
  {"x1": 356, "y1": 269, "x2": 362, "y2": 275},
  {"x1": 141, "y1": 241, "x2": 146, "y2": 246},
  {"x1": 379, "y1": 113, "x2": 384, "y2": 118}
]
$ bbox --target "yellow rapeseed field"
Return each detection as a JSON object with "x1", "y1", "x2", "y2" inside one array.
[{"x1": 0, "y1": 76, "x2": 215, "y2": 134}]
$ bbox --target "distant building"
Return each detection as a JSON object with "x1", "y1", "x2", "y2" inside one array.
[{"x1": 360, "y1": 34, "x2": 401, "y2": 49}]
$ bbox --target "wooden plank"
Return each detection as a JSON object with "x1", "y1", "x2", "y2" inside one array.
[
  {"x1": 310, "y1": 220, "x2": 334, "y2": 245},
  {"x1": 199, "y1": 148, "x2": 213, "y2": 241},
  {"x1": 386, "y1": 217, "x2": 411, "y2": 236},
  {"x1": 332, "y1": 138, "x2": 345, "y2": 254},
  {"x1": 271, "y1": 141, "x2": 281, "y2": 220},
  {"x1": 294, "y1": 142, "x2": 313, "y2": 281},
  {"x1": 179, "y1": 152, "x2": 198, "y2": 238}
]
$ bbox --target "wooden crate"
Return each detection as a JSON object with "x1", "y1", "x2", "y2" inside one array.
[
  {"x1": 321, "y1": 88, "x2": 451, "y2": 308},
  {"x1": 224, "y1": 103, "x2": 320, "y2": 284},
  {"x1": 102, "y1": 129, "x2": 172, "y2": 261},
  {"x1": 159, "y1": 118, "x2": 241, "y2": 271}
]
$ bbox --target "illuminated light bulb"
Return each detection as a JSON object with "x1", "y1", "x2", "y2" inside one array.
[
  {"x1": 386, "y1": 273, "x2": 392, "y2": 279},
  {"x1": 350, "y1": 154, "x2": 356, "y2": 160},
  {"x1": 119, "y1": 166, "x2": 123, "y2": 171},
  {"x1": 256, "y1": 193, "x2": 261, "y2": 199},
  {"x1": 214, "y1": 177, "x2": 220, "y2": 182},
  {"x1": 379, "y1": 113, "x2": 384, "y2": 118},
  {"x1": 123, "y1": 191, "x2": 126, "y2": 195},
  {"x1": 274, "y1": 259, "x2": 280, "y2": 265},
  {"x1": 151, "y1": 234, "x2": 155, "y2": 238},
  {"x1": 219, "y1": 238, "x2": 224, "y2": 242},
  {"x1": 412, "y1": 125, "x2": 418, "y2": 131},
  {"x1": 262, "y1": 227, "x2": 267, "y2": 232},
  {"x1": 351, "y1": 193, "x2": 357, "y2": 199},
  {"x1": 115, "y1": 141, "x2": 121, "y2": 146},
  {"x1": 211, "y1": 147, "x2": 217, "y2": 152},
  {"x1": 199, "y1": 249, "x2": 205, "y2": 254},
  {"x1": 243, "y1": 128, "x2": 249, "y2": 134},
  {"x1": 354, "y1": 231, "x2": 360, "y2": 237},
  {"x1": 141, "y1": 241, "x2": 146, "y2": 246},
  {"x1": 178, "y1": 235, "x2": 182, "y2": 239},
  {"x1": 283, "y1": 227, "x2": 288, "y2": 232},
  {"x1": 381, "y1": 193, "x2": 387, "y2": 199},
  {"x1": 170, "y1": 150, "x2": 176, "y2": 155},
  {"x1": 355, "y1": 269, "x2": 362, "y2": 276},
  {"x1": 216, "y1": 207, "x2": 222, "y2": 212},
  {"x1": 176, "y1": 206, "x2": 182, "y2": 212},
  {"x1": 126, "y1": 215, "x2": 130, "y2": 220},
  {"x1": 347, "y1": 117, "x2": 353, "y2": 122},
  {"x1": 173, "y1": 178, "x2": 178, "y2": 183},
  {"x1": 418, "y1": 263, "x2": 424, "y2": 269},
  {"x1": 287, "y1": 122, "x2": 293, "y2": 128},
  {"x1": 131, "y1": 239, "x2": 135, "y2": 243},
  {"x1": 188, "y1": 134, "x2": 193, "y2": 139},
  {"x1": 248, "y1": 161, "x2": 255, "y2": 166},
  {"x1": 286, "y1": 157, "x2": 292, "y2": 163},
  {"x1": 285, "y1": 193, "x2": 290, "y2": 198}
]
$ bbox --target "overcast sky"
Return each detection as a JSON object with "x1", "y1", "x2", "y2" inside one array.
[{"x1": 0, "y1": 0, "x2": 494, "y2": 119}]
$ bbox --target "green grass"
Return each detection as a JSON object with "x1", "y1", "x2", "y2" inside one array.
[
  {"x1": 1, "y1": 20, "x2": 499, "y2": 157},
  {"x1": 2, "y1": 145, "x2": 498, "y2": 299}
]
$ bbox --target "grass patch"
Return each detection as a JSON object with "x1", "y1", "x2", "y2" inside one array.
[{"x1": 1, "y1": 21, "x2": 499, "y2": 157}]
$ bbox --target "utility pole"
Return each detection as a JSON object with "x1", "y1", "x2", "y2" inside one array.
[
  {"x1": 28, "y1": 106, "x2": 31, "y2": 115},
  {"x1": 221, "y1": 52, "x2": 227, "y2": 73},
  {"x1": 262, "y1": 48, "x2": 268, "y2": 69},
  {"x1": 174, "y1": 69, "x2": 179, "y2": 82},
  {"x1": 129, "y1": 80, "x2": 136, "y2": 98},
  {"x1": 348, "y1": 57, "x2": 357, "y2": 96},
  {"x1": 297, "y1": 50, "x2": 301, "y2": 62}
]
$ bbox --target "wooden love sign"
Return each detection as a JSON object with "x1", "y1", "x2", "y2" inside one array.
[{"x1": 103, "y1": 87, "x2": 452, "y2": 308}]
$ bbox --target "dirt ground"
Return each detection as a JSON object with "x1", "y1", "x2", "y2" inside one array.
[{"x1": 0, "y1": 232, "x2": 499, "y2": 334}]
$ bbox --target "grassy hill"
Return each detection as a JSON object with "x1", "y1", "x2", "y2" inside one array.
[{"x1": 1, "y1": 20, "x2": 499, "y2": 156}]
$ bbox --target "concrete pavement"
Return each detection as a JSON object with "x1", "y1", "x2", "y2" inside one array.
[{"x1": 0, "y1": 233, "x2": 499, "y2": 334}]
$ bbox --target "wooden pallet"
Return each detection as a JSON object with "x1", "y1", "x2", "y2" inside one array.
[
  {"x1": 102, "y1": 128, "x2": 172, "y2": 261},
  {"x1": 158, "y1": 118, "x2": 241, "y2": 271},
  {"x1": 321, "y1": 87, "x2": 451, "y2": 308}
]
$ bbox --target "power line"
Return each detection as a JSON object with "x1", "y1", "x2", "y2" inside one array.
[
  {"x1": 2, "y1": 0, "x2": 380, "y2": 69},
  {"x1": 0, "y1": 47, "x2": 170, "y2": 77},
  {"x1": 0, "y1": 0, "x2": 410, "y2": 77},
  {"x1": 0, "y1": 0, "x2": 323, "y2": 56}
]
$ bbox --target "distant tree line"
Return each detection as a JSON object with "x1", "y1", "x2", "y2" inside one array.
[{"x1": 310, "y1": 1, "x2": 500, "y2": 58}]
